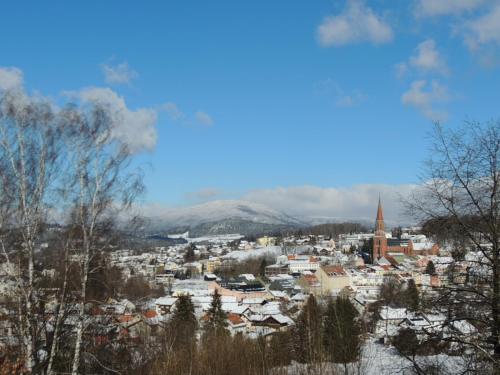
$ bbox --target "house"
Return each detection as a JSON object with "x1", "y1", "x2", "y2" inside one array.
[
  {"x1": 207, "y1": 257, "x2": 221, "y2": 273},
  {"x1": 257, "y1": 236, "x2": 276, "y2": 247},
  {"x1": 315, "y1": 265, "x2": 351, "y2": 296},
  {"x1": 296, "y1": 273, "x2": 321, "y2": 295},
  {"x1": 288, "y1": 255, "x2": 320, "y2": 274},
  {"x1": 155, "y1": 297, "x2": 178, "y2": 315},
  {"x1": 227, "y1": 313, "x2": 247, "y2": 335},
  {"x1": 265, "y1": 264, "x2": 289, "y2": 277},
  {"x1": 247, "y1": 314, "x2": 293, "y2": 330},
  {"x1": 204, "y1": 273, "x2": 217, "y2": 281},
  {"x1": 184, "y1": 262, "x2": 203, "y2": 275}
]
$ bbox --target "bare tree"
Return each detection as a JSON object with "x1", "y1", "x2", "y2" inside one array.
[
  {"x1": 407, "y1": 121, "x2": 500, "y2": 373},
  {"x1": 0, "y1": 87, "x2": 144, "y2": 374},
  {"x1": 0, "y1": 89, "x2": 62, "y2": 373},
  {"x1": 59, "y1": 103, "x2": 143, "y2": 375}
]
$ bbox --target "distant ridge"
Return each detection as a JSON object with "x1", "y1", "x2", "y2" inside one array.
[
  {"x1": 142, "y1": 200, "x2": 306, "y2": 237},
  {"x1": 139, "y1": 199, "x2": 404, "y2": 237}
]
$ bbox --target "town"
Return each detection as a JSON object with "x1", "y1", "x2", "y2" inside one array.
[
  {"x1": 0, "y1": 198, "x2": 484, "y2": 374},
  {"x1": 1, "y1": 1, "x2": 499, "y2": 373}
]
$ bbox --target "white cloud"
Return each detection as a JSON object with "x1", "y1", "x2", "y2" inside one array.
[
  {"x1": 0, "y1": 67, "x2": 23, "y2": 91},
  {"x1": 195, "y1": 111, "x2": 213, "y2": 126},
  {"x1": 410, "y1": 39, "x2": 449, "y2": 75},
  {"x1": 397, "y1": 40, "x2": 448, "y2": 77},
  {"x1": 243, "y1": 184, "x2": 417, "y2": 224},
  {"x1": 317, "y1": 0, "x2": 393, "y2": 47},
  {"x1": 401, "y1": 80, "x2": 450, "y2": 122},
  {"x1": 464, "y1": 4, "x2": 500, "y2": 49},
  {"x1": 162, "y1": 102, "x2": 184, "y2": 121},
  {"x1": 415, "y1": 0, "x2": 486, "y2": 17},
  {"x1": 101, "y1": 62, "x2": 138, "y2": 85},
  {"x1": 73, "y1": 87, "x2": 158, "y2": 153}
]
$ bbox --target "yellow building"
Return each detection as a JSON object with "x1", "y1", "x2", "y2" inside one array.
[
  {"x1": 257, "y1": 236, "x2": 276, "y2": 246},
  {"x1": 315, "y1": 265, "x2": 352, "y2": 296},
  {"x1": 207, "y1": 257, "x2": 221, "y2": 273}
]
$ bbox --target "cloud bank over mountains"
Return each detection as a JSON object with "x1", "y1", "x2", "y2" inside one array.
[
  {"x1": 242, "y1": 184, "x2": 416, "y2": 223},
  {"x1": 157, "y1": 183, "x2": 418, "y2": 227}
]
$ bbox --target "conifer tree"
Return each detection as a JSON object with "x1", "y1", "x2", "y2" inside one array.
[
  {"x1": 184, "y1": 243, "x2": 196, "y2": 262},
  {"x1": 293, "y1": 294, "x2": 322, "y2": 363},
  {"x1": 404, "y1": 279, "x2": 420, "y2": 311},
  {"x1": 204, "y1": 289, "x2": 228, "y2": 337},
  {"x1": 323, "y1": 297, "x2": 360, "y2": 365},
  {"x1": 259, "y1": 258, "x2": 268, "y2": 277},
  {"x1": 393, "y1": 328, "x2": 420, "y2": 357},
  {"x1": 425, "y1": 260, "x2": 436, "y2": 275},
  {"x1": 170, "y1": 294, "x2": 198, "y2": 350}
]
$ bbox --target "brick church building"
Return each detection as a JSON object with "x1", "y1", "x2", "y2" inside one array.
[{"x1": 372, "y1": 198, "x2": 439, "y2": 260}]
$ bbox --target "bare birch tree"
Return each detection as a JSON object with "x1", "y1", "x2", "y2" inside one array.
[
  {"x1": 58, "y1": 103, "x2": 143, "y2": 375},
  {"x1": 0, "y1": 87, "x2": 144, "y2": 374},
  {"x1": 0, "y1": 89, "x2": 62, "y2": 373},
  {"x1": 407, "y1": 121, "x2": 500, "y2": 373}
]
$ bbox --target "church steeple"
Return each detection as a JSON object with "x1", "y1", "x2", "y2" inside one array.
[
  {"x1": 376, "y1": 196, "x2": 384, "y2": 221},
  {"x1": 375, "y1": 196, "x2": 385, "y2": 234},
  {"x1": 373, "y1": 195, "x2": 387, "y2": 261}
]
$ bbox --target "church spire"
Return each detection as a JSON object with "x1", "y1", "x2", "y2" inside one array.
[
  {"x1": 373, "y1": 195, "x2": 387, "y2": 261},
  {"x1": 376, "y1": 195, "x2": 384, "y2": 221}
]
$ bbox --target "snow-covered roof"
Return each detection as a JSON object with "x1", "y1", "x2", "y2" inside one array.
[
  {"x1": 270, "y1": 290, "x2": 287, "y2": 298},
  {"x1": 379, "y1": 307, "x2": 407, "y2": 320},
  {"x1": 451, "y1": 320, "x2": 477, "y2": 335},
  {"x1": 413, "y1": 242, "x2": 435, "y2": 251},
  {"x1": 155, "y1": 297, "x2": 178, "y2": 306},
  {"x1": 242, "y1": 297, "x2": 264, "y2": 305},
  {"x1": 291, "y1": 293, "x2": 307, "y2": 301}
]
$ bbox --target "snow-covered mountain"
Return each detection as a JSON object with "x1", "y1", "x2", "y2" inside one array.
[{"x1": 143, "y1": 200, "x2": 306, "y2": 236}]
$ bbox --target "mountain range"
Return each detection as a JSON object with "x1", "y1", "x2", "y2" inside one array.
[{"x1": 140, "y1": 200, "x2": 387, "y2": 237}]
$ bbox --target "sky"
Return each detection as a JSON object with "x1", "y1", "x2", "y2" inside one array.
[{"x1": 1, "y1": 0, "x2": 499, "y2": 221}]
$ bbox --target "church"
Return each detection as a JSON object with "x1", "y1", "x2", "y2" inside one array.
[{"x1": 372, "y1": 198, "x2": 439, "y2": 260}]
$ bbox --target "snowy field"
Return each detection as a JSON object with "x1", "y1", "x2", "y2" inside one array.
[{"x1": 285, "y1": 340, "x2": 469, "y2": 375}]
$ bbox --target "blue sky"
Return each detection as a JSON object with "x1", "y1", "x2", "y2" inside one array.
[{"x1": 1, "y1": 0, "x2": 499, "y2": 219}]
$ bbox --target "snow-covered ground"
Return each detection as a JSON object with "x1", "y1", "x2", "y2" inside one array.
[
  {"x1": 187, "y1": 233, "x2": 244, "y2": 243},
  {"x1": 285, "y1": 340, "x2": 470, "y2": 375}
]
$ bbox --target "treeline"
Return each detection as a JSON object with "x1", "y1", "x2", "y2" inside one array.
[
  {"x1": 141, "y1": 292, "x2": 363, "y2": 375},
  {"x1": 215, "y1": 255, "x2": 275, "y2": 279}
]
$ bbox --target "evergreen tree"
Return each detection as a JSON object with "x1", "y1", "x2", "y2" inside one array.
[
  {"x1": 393, "y1": 328, "x2": 420, "y2": 357},
  {"x1": 203, "y1": 289, "x2": 228, "y2": 337},
  {"x1": 380, "y1": 276, "x2": 405, "y2": 307},
  {"x1": 404, "y1": 279, "x2": 420, "y2": 311},
  {"x1": 425, "y1": 260, "x2": 436, "y2": 275},
  {"x1": 184, "y1": 243, "x2": 196, "y2": 262},
  {"x1": 292, "y1": 294, "x2": 322, "y2": 363},
  {"x1": 259, "y1": 257, "x2": 267, "y2": 277},
  {"x1": 323, "y1": 297, "x2": 360, "y2": 365},
  {"x1": 323, "y1": 299, "x2": 337, "y2": 356},
  {"x1": 170, "y1": 294, "x2": 198, "y2": 350}
]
